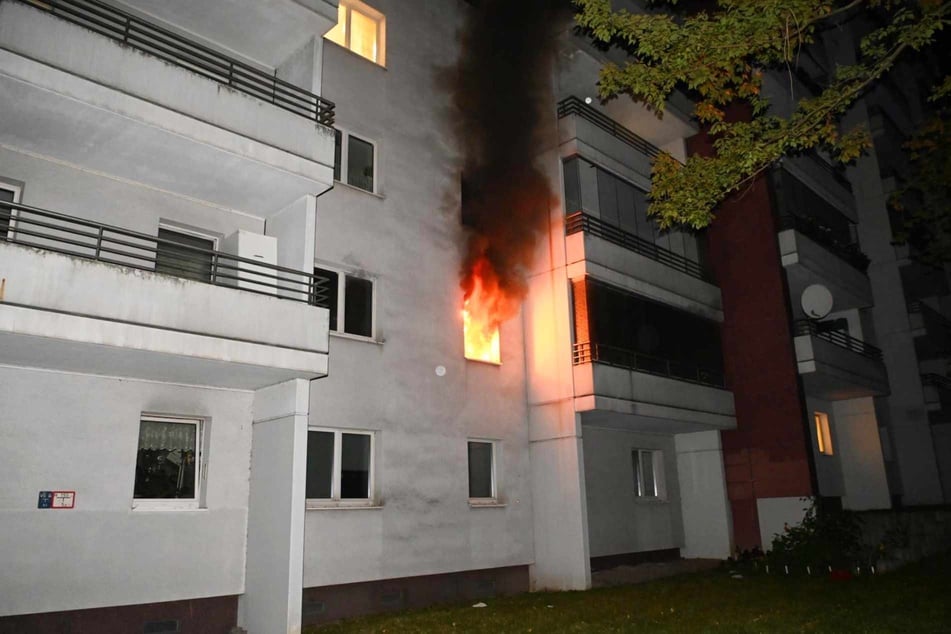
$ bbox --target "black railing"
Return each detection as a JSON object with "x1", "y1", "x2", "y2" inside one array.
[
  {"x1": 18, "y1": 0, "x2": 335, "y2": 126},
  {"x1": 572, "y1": 341, "x2": 727, "y2": 389},
  {"x1": 566, "y1": 211, "x2": 714, "y2": 283},
  {"x1": 779, "y1": 213, "x2": 870, "y2": 273},
  {"x1": 793, "y1": 320, "x2": 884, "y2": 362},
  {"x1": 1, "y1": 201, "x2": 331, "y2": 307},
  {"x1": 921, "y1": 373, "x2": 951, "y2": 392},
  {"x1": 557, "y1": 97, "x2": 661, "y2": 159}
]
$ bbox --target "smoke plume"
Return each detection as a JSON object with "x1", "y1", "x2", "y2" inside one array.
[{"x1": 452, "y1": 0, "x2": 568, "y2": 329}]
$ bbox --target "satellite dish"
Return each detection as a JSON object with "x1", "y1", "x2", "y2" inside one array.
[{"x1": 801, "y1": 284, "x2": 834, "y2": 319}]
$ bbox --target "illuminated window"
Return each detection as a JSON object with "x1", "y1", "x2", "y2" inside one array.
[
  {"x1": 325, "y1": 0, "x2": 385, "y2": 66},
  {"x1": 815, "y1": 412, "x2": 834, "y2": 455},
  {"x1": 468, "y1": 440, "x2": 498, "y2": 502},
  {"x1": 306, "y1": 429, "x2": 375, "y2": 505},
  {"x1": 632, "y1": 449, "x2": 665, "y2": 498}
]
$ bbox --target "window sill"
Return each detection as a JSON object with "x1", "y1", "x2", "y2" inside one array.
[
  {"x1": 306, "y1": 501, "x2": 383, "y2": 511},
  {"x1": 469, "y1": 500, "x2": 506, "y2": 508},
  {"x1": 131, "y1": 501, "x2": 204, "y2": 512},
  {"x1": 333, "y1": 180, "x2": 385, "y2": 199},
  {"x1": 330, "y1": 331, "x2": 384, "y2": 345}
]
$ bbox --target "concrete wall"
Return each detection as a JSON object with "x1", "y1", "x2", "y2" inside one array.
[
  {"x1": 675, "y1": 430, "x2": 733, "y2": 558},
  {"x1": 303, "y1": 0, "x2": 535, "y2": 590},
  {"x1": 833, "y1": 397, "x2": 891, "y2": 510},
  {"x1": 0, "y1": 366, "x2": 251, "y2": 617}
]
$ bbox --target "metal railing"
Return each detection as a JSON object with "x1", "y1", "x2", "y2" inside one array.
[
  {"x1": 778, "y1": 213, "x2": 870, "y2": 273},
  {"x1": 18, "y1": 0, "x2": 335, "y2": 126},
  {"x1": 572, "y1": 341, "x2": 727, "y2": 389},
  {"x1": 921, "y1": 373, "x2": 951, "y2": 392},
  {"x1": 793, "y1": 319, "x2": 884, "y2": 362},
  {"x1": 557, "y1": 96, "x2": 662, "y2": 159},
  {"x1": 566, "y1": 211, "x2": 714, "y2": 283},
  {"x1": 1, "y1": 200, "x2": 331, "y2": 307}
]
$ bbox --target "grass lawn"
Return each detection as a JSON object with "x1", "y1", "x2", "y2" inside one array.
[{"x1": 308, "y1": 553, "x2": 951, "y2": 633}]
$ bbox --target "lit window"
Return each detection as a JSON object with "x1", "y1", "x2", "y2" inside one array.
[
  {"x1": 155, "y1": 227, "x2": 215, "y2": 282},
  {"x1": 313, "y1": 266, "x2": 375, "y2": 338},
  {"x1": 306, "y1": 429, "x2": 375, "y2": 504},
  {"x1": 815, "y1": 412, "x2": 834, "y2": 455},
  {"x1": 325, "y1": 0, "x2": 385, "y2": 66},
  {"x1": 333, "y1": 129, "x2": 376, "y2": 193},
  {"x1": 133, "y1": 416, "x2": 201, "y2": 509},
  {"x1": 0, "y1": 181, "x2": 21, "y2": 238},
  {"x1": 632, "y1": 449, "x2": 665, "y2": 498},
  {"x1": 468, "y1": 440, "x2": 497, "y2": 502}
]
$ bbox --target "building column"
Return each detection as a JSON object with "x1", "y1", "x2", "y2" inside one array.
[
  {"x1": 833, "y1": 397, "x2": 891, "y2": 510},
  {"x1": 675, "y1": 430, "x2": 733, "y2": 558},
  {"x1": 240, "y1": 379, "x2": 310, "y2": 634}
]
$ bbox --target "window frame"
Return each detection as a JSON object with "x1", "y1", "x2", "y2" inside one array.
[
  {"x1": 132, "y1": 414, "x2": 203, "y2": 512},
  {"x1": 814, "y1": 411, "x2": 834, "y2": 456},
  {"x1": 632, "y1": 448, "x2": 666, "y2": 500},
  {"x1": 0, "y1": 180, "x2": 22, "y2": 240},
  {"x1": 155, "y1": 223, "x2": 219, "y2": 283},
  {"x1": 314, "y1": 263, "x2": 377, "y2": 341},
  {"x1": 467, "y1": 439, "x2": 499, "y2": 505},
  {"x1": 333, "y1": 128, "x2": 379, "y2": 195},
  {"x1": 305, "y1": 428, "x2": 376, "y2": 508},
  {"x1": 325, "y1": 0, "x2": 387, "y2": 66}
]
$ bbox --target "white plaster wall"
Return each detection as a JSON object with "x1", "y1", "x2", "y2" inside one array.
[
  {"x1": 303, "y1": 0, "x2": 534, "y2": 588},
  {"x1": 582, "y1": 426, "x2": 684, "y2": 557},
  {"x1": 832, "y1": 397, "x2": 891, "y2": 510},
  {"x1": 675, "y1": 430, "x2": 732, "y2": 559},
  {"x1": 758, "y1": 497, "x2": 811, "y2": 551},
  {"x1": 0, "y1": 366, "x2": 252, "y2": 616}
]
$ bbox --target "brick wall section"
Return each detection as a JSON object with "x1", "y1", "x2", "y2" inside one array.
[{"x1": 687, "y1": 123, "x2": 816, "y2": 551}]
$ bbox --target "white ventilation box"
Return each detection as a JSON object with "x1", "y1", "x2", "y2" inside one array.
[{"x1": 221, "y1": 230, "x2": 278, "y2": 295}]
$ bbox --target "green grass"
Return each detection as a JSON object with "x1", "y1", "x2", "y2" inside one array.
[{"x1": 307, "y1": 554, "x2": 951, "y2": 633}]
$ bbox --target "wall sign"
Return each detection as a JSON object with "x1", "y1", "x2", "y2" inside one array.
[{"x1": 37, "y1": 490, "x2": 75, "y2": 509}]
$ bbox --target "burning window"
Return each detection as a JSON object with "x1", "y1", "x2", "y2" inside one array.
[{"x1": 462, "y1": 257, "x2": 507, "y2": 364}]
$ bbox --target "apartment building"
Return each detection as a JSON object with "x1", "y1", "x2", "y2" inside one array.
[{"x1": 1, "y1": 0, "x2": 947, "y2": 632}]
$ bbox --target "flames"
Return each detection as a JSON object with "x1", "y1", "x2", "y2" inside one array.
[{"x1": 462, "y1": 255, "x2": 519, "y2": 364}]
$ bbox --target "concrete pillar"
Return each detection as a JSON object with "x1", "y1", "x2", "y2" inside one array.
[
  {"x1": 832, "y1": 397, "x2": 891, "y2": 510},
  {"x1": 240, "y1": 379, "x2": 310, "y2": 634},
  {"x1": 675, "y1": 430, "x2": 733, "y2": 558}
]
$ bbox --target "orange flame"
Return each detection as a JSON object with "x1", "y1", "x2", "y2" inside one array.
[{"x1": 462, "y1": 256, "x2": 520, "y2": 364}]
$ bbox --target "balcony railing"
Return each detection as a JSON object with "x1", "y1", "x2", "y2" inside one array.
[
  {"x1": 17, "y1": 0, "x2": 335, "y2": 126},
  {"x1": 572, "y1": 341, "x2": 727, "y2": 389},
  {"x1": 779, "y1": 213, "x2": 870, "y2": 273},
  {"x1": 1, "y1": 200, "x2": 331, "y2": 307},
  {"x1": 557, "y1": 96, "x2": 661, "y2": 160},
  {"x1": 566, "y1": 211, "x2": 714, "y2": 283},
  {"x1": 793, "y1": 319, "x2": 884, "y2": 362}
]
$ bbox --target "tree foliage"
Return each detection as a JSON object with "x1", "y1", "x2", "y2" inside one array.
[{"x1": 574, "y1": 0, "x2": 951, "y2": 231}]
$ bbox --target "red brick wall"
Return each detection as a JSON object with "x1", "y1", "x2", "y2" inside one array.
[{"x1": 687, "y1": 127, "x2": 816, "y2": 551}]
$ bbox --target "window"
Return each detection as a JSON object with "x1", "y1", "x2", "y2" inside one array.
[
  {"x1": 815, "y1": 412, "x2": 834, "y2": 455},
  {"x1": 468, "y1": 440, "x2": 497, "y2": 501},
  {"x1": 313, "y1": 266, "x2": 375, "y2": 338},
  {"x1": 325, "y1": 0, "x2": 386, "y2": 66},
  {"x1": 155, "y1": 227, "x2": 215, "y2": 282},
  {"x1": 333, "y1": 129, "x2": 376, "y2": 193},
  {"x1": 306, "y1": 429, "x2": 374, "y2": 504},
  {"x1": 0, "y1": 182, "x2": 21, "y2": 238},
  {"x1": 133, "y1": 416, "x2": 201, "y2": 509},
  {"x1": 632, "y1": 449, "x2": 665, "y2": 498}
]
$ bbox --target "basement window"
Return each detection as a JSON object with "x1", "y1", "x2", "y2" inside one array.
[
  {"x1": 468, "y1": 440, "x2": 498, "y2": 502},
  {"x1": 333, "y1": 129, "x2": 376, "y2": 193},
  {"x1": 133, "y1": 416, "x2": 201, "y2": 510},
  {"x1": 632, "y1": 449, "x2": 665, "y2": 499},
  {"x1": 306, "y1": 429, "x2": 375, "y2": 504},
  {"x1": 325, "y1": 0, "x2": 386, "y2": 66},
  {"x1": 815, "y1": 412, "x2": 834, "y2": 455},
  {"x1": 155, "y1": 227, "x2": 215, "y2": 283},
  {"x1": 314, "y1": 266, "x2": 375, "y2": 338}
]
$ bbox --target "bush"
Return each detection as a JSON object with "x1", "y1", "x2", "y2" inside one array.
[{"x1": 766, "y1": 499, "x2": 865, "y2": 571}]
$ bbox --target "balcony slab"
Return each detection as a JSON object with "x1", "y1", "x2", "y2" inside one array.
[
  {"x1": 795, "y1": 335, "x2": 889, "y2": 400},
  {"x1": 779, "y1": 228, "x2": 873, "y2": 311}
]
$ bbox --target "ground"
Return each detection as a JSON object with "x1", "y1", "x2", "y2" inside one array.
[{"x1": 306, "y1": 553, "x2": 951, "y2": 633}]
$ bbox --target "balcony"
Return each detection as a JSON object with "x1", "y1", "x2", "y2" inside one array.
[
  {"x1": 571, "y1": 342, "x2": 736, "y2": 433},
  {"x1": 0, "y1": 200, "x2": 331, "y2": 389},
  {"x1": 908, "y1": 301, "x2": 951, "y2": 360},
  {"x1": 793, "y1": 320, "x2": 889, "y2": 400},
  {"x1": 0, "y1": 0, "x2": 336, "y2": 212},
  {"x1": 922, "y1": 374, "x2": 951, "y2": 413}
]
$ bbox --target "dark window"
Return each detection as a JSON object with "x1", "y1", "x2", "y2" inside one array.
[
  {"x1": 340, "y1": 433, "x2": 371, "y2": 498},
  {"x1": 314, "y1": 267, "x2": 340, "y2": 330},
  {"x1": 0, "y1": 187, "x2": 14, "y2": 236},
  {"x1": 134, "y1": 419, "x2": 198, "y2": 500},
  {"x1": 155, "y1": 228, "x2": 214, "y2": 282},
  {"x1": 333, "y1": 129, "x2": 342, "y2": 182},
  {"x1": 344, "y1": 275, "x2": 373, "y2": 337},
  {"x1": 468, "y1": 441, "x2": 494, "y2": 498},
  {"x1": 347, "y1": 135, "x2": 374, "y2": 192},
  {"x1": 305, "y1": 431, "x2": 334, "y2": 499}
]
